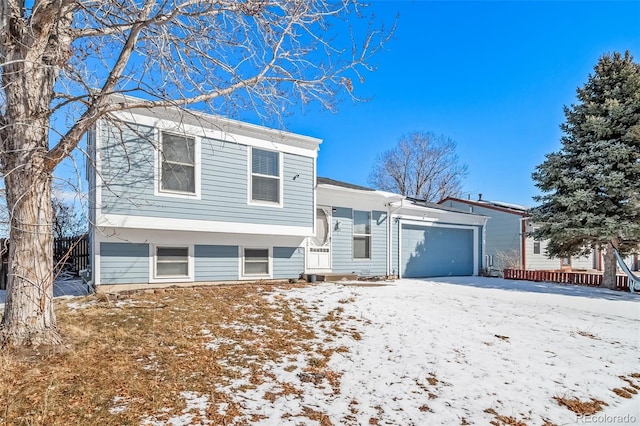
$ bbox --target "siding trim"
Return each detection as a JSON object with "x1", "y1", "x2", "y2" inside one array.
[{"x1": 98, "y1": 213, "x2": 313, "y2": 237}]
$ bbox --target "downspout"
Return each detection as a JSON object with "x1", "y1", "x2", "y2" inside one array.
[
  {"x1": 386, "y1": 199, "x2": 403, "y2": 277},
  {"x1": 520, "y1": 218, "x2": 527, "y2": 270},
  {"x1": 481, "y1": 215, "x2": 489, "y2": 274}
]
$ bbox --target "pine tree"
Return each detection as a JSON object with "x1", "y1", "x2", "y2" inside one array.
[{"x1": 531, "y1": 51, "x2": 640, "y2": 290}]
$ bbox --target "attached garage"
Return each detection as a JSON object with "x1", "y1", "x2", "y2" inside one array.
[{"x1": 401, "y1": 223, "x2": 476, "y2": 278}]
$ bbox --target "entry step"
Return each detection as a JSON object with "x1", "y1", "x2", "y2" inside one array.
[{"x1": 304, "y1": 273, "x2": 358, "y2": 282}]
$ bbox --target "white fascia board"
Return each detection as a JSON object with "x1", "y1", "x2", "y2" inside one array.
[
  {"x1": 98, "y1": 213, "x2": 313, "y2": 237},
  {"x1": 317, "y1": 186, "x2": 404, "y2": 211},
  {"x1": 107, "y1": 110, "x2": 321, "y2": 158},
  {"x1": 96, "y1": 226, "x2": 306, "y2": 248}
]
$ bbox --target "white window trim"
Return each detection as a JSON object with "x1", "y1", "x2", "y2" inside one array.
[
  {"x1": 154, "y1": 128, "x2": 202, "y2": 200},
  {"x1": 239, "y1": 246, "x2": 273, "y2": 280},
  {"x1": 247, "y1": 147, "x2": 284, "y2": 208},
  {"x1": 353, "y1": 210, "x2": 372, "y2": 260},
  {"x1": 149, "y1": 244, "x2": 194, "y2": 283}
]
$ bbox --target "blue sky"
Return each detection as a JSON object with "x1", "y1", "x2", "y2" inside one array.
[{"x1": 279, "y1": 1, "x2": 640, "y2": 207}]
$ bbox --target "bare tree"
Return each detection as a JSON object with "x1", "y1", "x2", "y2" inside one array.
[
  {"x1": 52, "y1": 192, "x2": 85, "y2": 240},
  {"x1": 0, "y1": 0, "x2": 391, "y2": 347},
  {"x1": 368, "y1": 131, "x2": 467, "y2": 202}
]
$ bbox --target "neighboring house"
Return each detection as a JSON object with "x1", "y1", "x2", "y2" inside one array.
[
  {"x1": 439, "y1": 196, "x2": 597, "y2": 272},
  {"x1": 87, "y1": 104, "x2": 488, "y2": 290}
]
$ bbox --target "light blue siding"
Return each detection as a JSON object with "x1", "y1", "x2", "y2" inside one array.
[
  {"x1": 194, "y1": 245, "x2": 238, "y2": 281},
  {"x1": 401, "y1": 225, "x2": 474, "y2": 277},
  {"x1": 101, "y1": 242, "x2": 149, "y2": 284},
  {"x1": 100, "y1": 123, "x2": 314, "y2": 228},
  {"x1": 442, "y1": 200, "x2": 521, "y2": 268},
  {"x1": 273, "y1": 247, "x2": 304, "y2": 279},
  {"x1": 330, "y1": 208, "x2": 387, "y2": 276}
]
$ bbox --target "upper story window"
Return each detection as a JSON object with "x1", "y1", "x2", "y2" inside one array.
[
  {"x1": 160, "y1": 132, "x2": 196, "y2": 194},
  {"x1": 250, "y1": 147, "x2": 282, "y2": 206},
  {"x1": 533, "y1": 241, "x2": 541, "y2": 255},
  {"x1": 353, "y1": 210, "x2": 371, "y2": 259}
]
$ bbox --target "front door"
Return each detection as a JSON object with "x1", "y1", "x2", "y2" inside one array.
[{"x1": 307, "y1": 208, "x2": 331, "y2": 270}]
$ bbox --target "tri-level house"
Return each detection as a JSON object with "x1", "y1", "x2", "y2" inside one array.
[{"x1": 87, "y1": 102, "x2": 488, "y2": 290}]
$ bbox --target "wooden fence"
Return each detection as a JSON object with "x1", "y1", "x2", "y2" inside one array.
[
  {"x1": 503, "y1": 268, "x2": 630, "y2": 291},
  {"x1": 0, "y1": 234, "x2": 89, "y2": 290}
]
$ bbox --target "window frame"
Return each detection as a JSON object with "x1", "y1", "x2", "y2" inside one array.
[
  {"x1": 533, "y1": 241, "x2": 541, "y2": 255},
  {"x1": 352, "y1": 210, "x2": 372, "y2": 260},
  {"x1": 150, "y1": 245, "x2": 194, "y2": 283},
  {"x1": 248, "y1": 147, "x2": 283, "y2": 208},
  {"x1": 155, "y1": 130, "x2": 201, "y2": 200},
  {"x1": 240, "y1": 247, "x2": 273, "y2": 279}
]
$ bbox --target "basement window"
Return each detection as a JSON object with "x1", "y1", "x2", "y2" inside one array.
[
  {"x1": 243, "y1": 248, "x2": 271, "y2": 277},
  {"x1": 155, "y1": 247, "x2": 190, "y2": 278}
]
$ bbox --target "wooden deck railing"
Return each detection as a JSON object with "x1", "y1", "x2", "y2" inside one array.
[{"x1": 503, "y1": 268, "x2": 630, "y2": 291}]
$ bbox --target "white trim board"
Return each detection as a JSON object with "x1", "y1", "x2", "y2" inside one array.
[
  {"x1": 94, "y1": 226, "x2": 307, "y2": 248},
  {"x1": 97, "y1": 214, "x2": 313, "y2": 237}
]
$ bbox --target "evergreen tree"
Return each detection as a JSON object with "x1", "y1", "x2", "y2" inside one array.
[{"x1": 530, "y1": 51, "x2": 640, "y2": 289}]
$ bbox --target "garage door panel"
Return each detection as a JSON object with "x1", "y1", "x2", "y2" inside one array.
[{"x1": 402, "y1": 225, "x2": 474, "y2": 278}]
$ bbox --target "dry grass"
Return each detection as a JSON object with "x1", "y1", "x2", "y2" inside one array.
[
  {"x1": 0, "y1": 283, "x2": 345, "y2": 425},
  {"x1": 576, "y1": 330, "x2": 600, "y2": 340},
  {"x1": 484, "y1": 408, "x2": 528, "y2": 426},
  {"x1": 552, "y1": 396, "x2": 608, "y2": 415}
]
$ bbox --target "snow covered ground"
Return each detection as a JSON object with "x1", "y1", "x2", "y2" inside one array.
[
  {"x1": 218, "y1": 277, "x2": 640, "y2": 425},
  {"x1": 3, "y1": 275, "x2": 639, "y2": 425}
]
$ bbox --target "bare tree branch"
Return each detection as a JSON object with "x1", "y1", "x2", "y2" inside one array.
[
  {"x1": 368, "y1": 131, "x2": 468, "y2": 203},
  {"x1": 0, "y1": 0, "x2": 392, "y2": 346}
]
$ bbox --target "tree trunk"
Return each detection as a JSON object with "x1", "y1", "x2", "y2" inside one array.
[
  {"x1": 601, "y1": 242, "x2": 617, "y2": 290},
  {"x1": 0, "y1": 152, "x2": 62, "y2": 346},
  {"x1": 0, "y1": 2, "x2": 72, "y2": 346}
]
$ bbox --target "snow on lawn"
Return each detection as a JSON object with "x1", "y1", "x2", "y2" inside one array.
[{"x1": 221, "y1": 277, "x2": 640, "y2": 425}]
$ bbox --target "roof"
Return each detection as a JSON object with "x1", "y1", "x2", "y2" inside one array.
[
  {"x1": 105, "y1": 94, "x2": 322, "y2": 150},
  {"x1": 406, "y1": 197, "x2": 488, "y2": 217},
  {"x1": 439, "y1": 197, "x2": 530, "y2": 217},
  {"x1": 317, "y1": 177, "x2": 375, "y2": 192}
]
